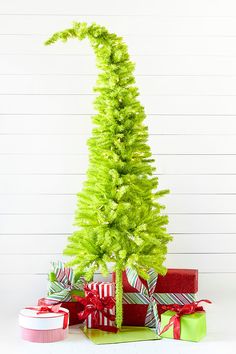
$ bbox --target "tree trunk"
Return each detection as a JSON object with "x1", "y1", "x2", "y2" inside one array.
[{"x1": 115, "y1": 267, "x2": 123, "y2": 328}]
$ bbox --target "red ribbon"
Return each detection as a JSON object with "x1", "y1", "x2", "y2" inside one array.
[
  {"x1": 73, "y1": 285, "x2": 118, "y2": 333},
  {"x1": 26, "y1": 304, "x2": 69, "y2": 329},
  {"x1": 159, "y1": 299, "x2": 212, "y2": 340}
]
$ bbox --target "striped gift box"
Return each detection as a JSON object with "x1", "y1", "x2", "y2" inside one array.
[{"x1": 86, "y1": 282, "x2": 115, "y2": 329}]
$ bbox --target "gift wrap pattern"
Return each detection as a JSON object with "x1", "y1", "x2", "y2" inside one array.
[
  {"x1": 38, "y1": 261, "x2": 85, "y2": 325},
  {"x1": 86, "y1": 282, "x2": 116, "y2": 329},
  {"x1": 120, "y1": 268, "x2": 198, "y2": 331},
  {"x1": 46, "y1": 261, "x2": 84, "y2": 302}
]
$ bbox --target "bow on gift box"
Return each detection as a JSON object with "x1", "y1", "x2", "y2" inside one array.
[
  {"x1": 46, "y1": 261, "x2": 85, "y2": 302},
  {"x1": 159, "y1": 299, "x2": 212, "y2": 340},
  {"x1": 73, "y1": 285, "x2": 118, "y2": 333},
  {"x1": 26, "y1": 304, "x2": 69, "y2": 329}
]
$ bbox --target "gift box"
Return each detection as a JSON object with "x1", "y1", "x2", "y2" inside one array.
[
  {"x1": 159, "y1": 300, "x2": 211, "y2": 341},
  {"x1": 86, "y1": 282, "x2": 116, "y2": 329},
  {"x1": 74, "y1": 282, "x2": 117, "y2": 332},
  {"x1": 38, "y1": 297, "x2": 83, "y2": 326},
  {"x1": 112, "y1": 268, "x2": 198, "y2": 330},
  {"x1": 19, "y1": 304, "x2": 69, "y2": 343},
  {"x1": 38, "y1": 261, "x2": 85, "y2": 325}
]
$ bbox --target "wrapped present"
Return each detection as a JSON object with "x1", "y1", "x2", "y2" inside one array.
[
  {"x1": 46, "y1": 261, "x2": 84, "y2": 301},
  {"x1": 159, "y1": 300, "x2": 211, "y2": 341},
  {"x1": 19, "y1": 304, "x2": 69, "y2": 343},
  {"x1": 38, "y1": 297, "x2": 83, "y2": 326},
  {"x1": 38, "y1": 261, "x2": 85, "y2": 325},
  {"x1": 74, "y1": 282, "x2": 117, "y2": 332},
  {"x1": 112, "y1": 268, "x2": 198, "y2": 331}
]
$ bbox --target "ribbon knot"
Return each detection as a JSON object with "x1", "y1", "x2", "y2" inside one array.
[
  {"x1": 37, "y1": 306, "x2": 53, "y2": 313},
  {"x1": 73, "y1": 285, "x2": 118, "y2": 333},
  {"x1": 26, "y1": 304, "x2": 69, "y2": 329},
  {"x1": 46, "y1": 261, "x2": 85, "y2": 302},
  {"x1": 159, "y1": 299, "x2": 212, "y2": 339}
]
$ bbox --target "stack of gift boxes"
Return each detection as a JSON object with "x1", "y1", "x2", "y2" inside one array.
[{"x1": 19, "y1": 261, "x2": 210, "y2": 343}]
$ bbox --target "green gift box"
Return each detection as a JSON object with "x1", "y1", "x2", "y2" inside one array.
[{"x1": 160, "y1": 310, "x2": 207, "y2": 342}]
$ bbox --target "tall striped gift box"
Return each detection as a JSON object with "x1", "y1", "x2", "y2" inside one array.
[
  {"x1": 86, "y1": 282, "x2": 116, "y2": 329},
  {"x1": 112, "y1": 268, "x2": 198, "y2": 330}
]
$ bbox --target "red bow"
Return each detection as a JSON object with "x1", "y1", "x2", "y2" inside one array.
[
  {"x1": 26, "y1": 304, "x2": 69, "y2": 329},
  {"x1": 73, "y1": 285, "x2": 118, "y2": 333},
  {"x1": 159, "y1": 299, "x2": 212, "y2": 340}
]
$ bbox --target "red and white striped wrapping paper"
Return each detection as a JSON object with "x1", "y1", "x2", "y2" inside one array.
[{"x1": 86, "y1": 282, "x2": 115, "y2": 329}]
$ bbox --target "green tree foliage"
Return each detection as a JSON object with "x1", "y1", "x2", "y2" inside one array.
[{"x1": 45, "y1": 22, "x2": 172, "y2": 328}]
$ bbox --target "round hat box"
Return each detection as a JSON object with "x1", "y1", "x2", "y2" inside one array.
[{"x1": 19, "y1": 305, "x2": 69, "y2": 343}]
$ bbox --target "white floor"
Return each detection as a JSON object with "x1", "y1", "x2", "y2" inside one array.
[{"x1": 0, "y1": 320, "x2": 235, "y2": 354}]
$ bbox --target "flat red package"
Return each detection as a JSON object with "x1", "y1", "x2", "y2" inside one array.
[
  {"x1": 112, "y1": 268, "x2": 198, "y2": 327},
  {"x1": 38, "y1": 298, "x2": 84, "y2": 326}
]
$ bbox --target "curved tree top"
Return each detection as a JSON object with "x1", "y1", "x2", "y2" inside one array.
[{"x1": 45, "y1": 22, "x2": 172, "y2": 281}]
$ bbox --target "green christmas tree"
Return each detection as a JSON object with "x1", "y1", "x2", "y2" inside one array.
[{"x1": 45, "y1": 22, "x2": 172, "y2": 328}]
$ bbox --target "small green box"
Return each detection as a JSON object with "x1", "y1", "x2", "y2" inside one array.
[{"x1": 160, "y1": 310, "x2": 207, "y2": 342}]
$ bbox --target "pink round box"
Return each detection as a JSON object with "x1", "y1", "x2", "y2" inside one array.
[{"x1": 18, "y1": 305, "x2": 69, "y2": 343}]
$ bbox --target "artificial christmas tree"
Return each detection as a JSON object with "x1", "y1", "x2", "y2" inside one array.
[{"x1": 45, "y1": 22, "x2": 172, "y2": 328}]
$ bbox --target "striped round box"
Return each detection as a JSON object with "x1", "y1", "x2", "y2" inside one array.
[{"x1": 19, "y1": 306, "x2": 69, "y2": 343}]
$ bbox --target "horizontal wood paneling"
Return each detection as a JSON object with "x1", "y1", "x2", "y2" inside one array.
[
  {"x1": 1, "y1": 94, "x2": 236, "y2": 115},
  {"x1": 2, "y1": 194, "x2": 236, "y2": 214},
  {"x1": 0, "y1": 214, "x2": 236, "y2": 234},
  {"x1": 1, "y1": 76, "x2": 236, "y2": 96},
  {"x1": 2, "y1": 115, "x2": 236, "y2": 135},
  {"x1": 1, "y1": 233, "x2": 236, "y2": 254},
  {"x1": 1, "y1": 134, "x2": 236, "y2": 154},
  {"x1": 0, "y1": 0, "x2": 234, "y2": 16},
  {"x1": 0, "y1": 253, "x2": 235, "y2": 274},
  {"x1": 0, "y1": 274, "x2": 49, "y2": 315},
  {"x1": 1, "y1": 0, "x2": 236, "y2": 321},
  {"x1": 1, "y1": 16, "x2": 236, "y2": 36},
  {"x1": 0, "y1": 55, "x2": 235, "y2": 76},
  {"x1": 1, "y1": 154, "x2": 236, "y2": 174},
  {"x1": 1, "y1": 174, "x2": 236, "y2": 194},
  {"x1": 1, "y1": 35, "x2": 236, "y2": 56}
]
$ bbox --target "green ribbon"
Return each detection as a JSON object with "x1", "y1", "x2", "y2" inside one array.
[{"x1": 46, "y1": 261, "x2": 84, "y2": 302}]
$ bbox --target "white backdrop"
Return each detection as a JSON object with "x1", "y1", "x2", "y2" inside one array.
[{"x1": 0, "y1": 1, "x2": 236, "y2": 340}]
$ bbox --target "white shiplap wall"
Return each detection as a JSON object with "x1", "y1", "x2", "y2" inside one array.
[{"x1": 1, "y1": 0, "x2": 236, "y2": 314}]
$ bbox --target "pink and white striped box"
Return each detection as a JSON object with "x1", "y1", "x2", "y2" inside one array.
[
  {"x1": 86, "y1": 282, "x2": 115, "y2": 329},
  {"x1": 18, "y1": 306, "x2": 69, "y2": 343}
]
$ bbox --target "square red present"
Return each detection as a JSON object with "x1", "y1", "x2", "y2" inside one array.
[
  {"x1": 112, "y1": 268, "x2": 198, "y2": 328},
  {"x1": 38, "y1": 298, "x2": 84, "y2": 326},
  {"x1": 85, "y1": 282, "x2": 116, "y2": 329}
]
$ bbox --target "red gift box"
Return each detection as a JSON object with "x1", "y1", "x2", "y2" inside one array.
[
  {"x1": 38, "y1": 298, "x2": 84, "y2": 326},
  {"x1": 112, "y1": 268, "x2": 198, "y2": 327}
]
